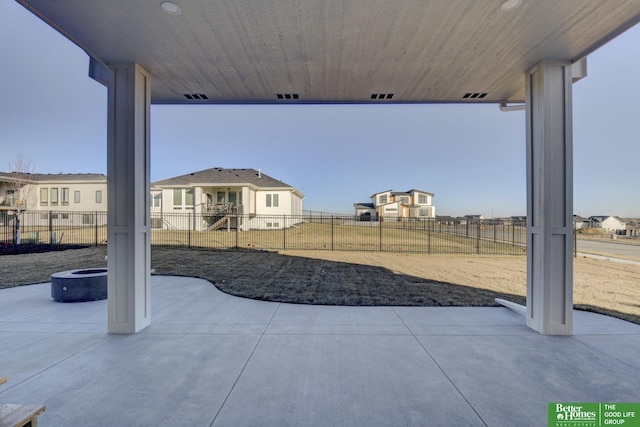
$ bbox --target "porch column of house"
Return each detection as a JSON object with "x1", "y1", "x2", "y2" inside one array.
[
  {"x1": 525, "y1": 60, "x2": 574, "y2": 335},
  {"x1": 106, "y1": 63, "x2": 152, "y2": 334},
  {"x1": 241, "y1": 187, "x2": 250, "y2": 230},
  {"x1": 194, "y1": 187, "x2": 203, "y2": 231}
]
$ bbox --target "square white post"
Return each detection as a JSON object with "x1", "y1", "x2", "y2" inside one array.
[
  {"x1": 107, "y1": 63, "x2": 152, "y2": 333},
  {"x1": 525, "y1": 61, "x2": 574, "y2": 335}
]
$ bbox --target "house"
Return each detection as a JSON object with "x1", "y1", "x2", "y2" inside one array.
[
  {"x1": 151, "y1": 167, "x2": 304, "y2": 230},
  {"x1": 573, "y1": 215, "x2": 589, "y2": 229},
  {"x1": 355, "y1": 189, "x2": 435, "y2": 220},
  {"x1": 588, "y1": 215, "x2": 627, "y2": 234},
  {"x1": 625, "y1": 219, "x2": 640, "y2": 237},
  {"x1": 0, "y1": 171, "x2": 107, "y2": 227}
]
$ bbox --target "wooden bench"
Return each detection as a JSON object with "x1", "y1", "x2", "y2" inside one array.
[
  {"x1": 0, "y1": 404, "x2": 45, "y2": 427},
  {"x1": 0, "y1": 378, "x2": 46, "y2": 427}
]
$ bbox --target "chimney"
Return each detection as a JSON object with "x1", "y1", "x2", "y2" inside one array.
[{"x1": 258, "y1": 169, "x2": 261, "y2": 178}]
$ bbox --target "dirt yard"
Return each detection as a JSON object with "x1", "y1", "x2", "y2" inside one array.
[{"x1": 1, "y1": 246, "x2": 638, "y2": 324}]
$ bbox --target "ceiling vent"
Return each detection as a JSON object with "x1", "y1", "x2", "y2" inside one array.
[
  {"x1": 276, "y1": 93, "x2": 299, "y2": 100},
  {"x1": 462, "y1": 92, "x2": 488, "y2": 99},
  {"x1": 371, "y1": 93, "x2": 394, "y2": 100},
  {"x1": 184, "y1": 94, "x2": 209, "y2": 100}
]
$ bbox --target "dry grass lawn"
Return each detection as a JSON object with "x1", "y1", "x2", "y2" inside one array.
[{"x1": 0, "y1": 246, "x2": 638, "y2": 325}]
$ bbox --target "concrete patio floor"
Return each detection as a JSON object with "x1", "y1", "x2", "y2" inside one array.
[{"x1": 1, "y1": 276, "x2": 639, "y2": 426}]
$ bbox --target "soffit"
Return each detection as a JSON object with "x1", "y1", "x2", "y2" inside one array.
[{"x1": 17, "y1": 0, "x2": 640, "y2": 104}]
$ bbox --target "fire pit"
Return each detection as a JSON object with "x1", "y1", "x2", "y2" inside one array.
[{"x1": 51, "y1": 268, "x2": 107, "y2": 302}]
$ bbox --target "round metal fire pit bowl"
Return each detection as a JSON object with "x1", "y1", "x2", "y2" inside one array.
[{"x1": 51, "y1": 268, "x2": 107, "y2": 302}]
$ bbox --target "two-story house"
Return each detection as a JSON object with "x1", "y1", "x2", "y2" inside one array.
[
  {"x1": 0, "y1": 171, "x2": 107, "y2": 227},
  {"x1": 354, "y1": 189, "x2": 435, "y2": 220},
  {"x1": 151, "y1": 167, "x2": 304, "y2": 230}
]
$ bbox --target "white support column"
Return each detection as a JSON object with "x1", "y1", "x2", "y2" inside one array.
[
  {"x1": 194, "y1": 187, "x2": 203, "y2": 231},
  {"x1": 107, "y1": 63, "x2": 152, "y2": 334},
  {"x1": 525, "y1": 60, "x2": 574, "y2": 335}
]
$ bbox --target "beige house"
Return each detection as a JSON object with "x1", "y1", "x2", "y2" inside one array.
[
  {"x1": 151, "y1": 167, "x2": 304, "y2": 230},
  {"x1": 354, "y1": 189, "x2": 435, "y2": 220},
  {"x1": 0, "y1": 171, "x2": 107, "y2": 227}
]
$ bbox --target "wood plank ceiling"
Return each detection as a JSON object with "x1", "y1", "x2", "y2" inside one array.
[{"x1": 17, "y1": 0, "x2": 640, "y2": 104}]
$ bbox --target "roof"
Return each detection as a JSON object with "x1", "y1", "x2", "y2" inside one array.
[
  {"x1": 589, "y1": 215, "x2": 623, "y2": 221},
  {"x1": 369, "y1": 190, "x2": 393, "y2": 198},
  {"x1": 16, "y1": 1, "x2": 640, "y2": 104},
  {"x1": 0, "y1": 171, "x2": 106, "y2": 183},
  {"x1": 34, "y1": 173, "x2": 107, "y2": 182},
  {"x1": 406, "y1": 189, "x2": 435, "y2": 197},
  {"x1": 354, "y1": 203, "x2": 375, "y2": 209},
  {"x1": 372, "y1": 189, "x2": 435, "y2": 198},
  {"x1": 152, "y1": 168, "x2": 298, "y2": 191}
]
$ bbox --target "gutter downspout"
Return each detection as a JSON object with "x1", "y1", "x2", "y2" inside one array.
[{"x1": 499, "y1": 102, "x2": 526, "y2": 112}]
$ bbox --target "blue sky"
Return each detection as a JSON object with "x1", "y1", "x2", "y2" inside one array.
[{"x1": 1, "y1": 0, "x2": 639, "y2": 217}]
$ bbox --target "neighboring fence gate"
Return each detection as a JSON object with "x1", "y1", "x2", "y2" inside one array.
[{"x1": 1, "y1": 211, "x2": 527, "y2": 255}]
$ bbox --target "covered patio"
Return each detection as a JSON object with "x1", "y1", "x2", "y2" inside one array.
[
  {"x1": 1, "y1": 276, "x2": 639, "y2": 425},
  {"x1": 11, "y1": 0, "x2": 640, "y2": 336},
  {"x1": 3, "y1": 1, "x2": 640, "y2": 424}
]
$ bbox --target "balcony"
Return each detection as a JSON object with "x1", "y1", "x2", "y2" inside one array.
[
  {"x1": 0, "y1": 197, "x2": 26, "y2": 211},
  {"x1": 202, "y1": 203, "x2": 242, "y2": 216}
]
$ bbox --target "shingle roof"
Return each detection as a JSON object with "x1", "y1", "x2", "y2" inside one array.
[
  {"x1": 369, "y1": 189, "x2": 435, "y2": 198},
  {"x1": 34, "y1": 173, "x2": 106, "y2": 182},
  {"x1": 0, "y1": 171, "x2": 106, "y2": 182},
  {"x1": 152, "y1": 168, "x2": 293, "y2": 189}
]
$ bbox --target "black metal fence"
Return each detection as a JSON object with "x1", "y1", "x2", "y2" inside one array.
[{"x1": 0, "y1": 210, "x2": 527, "y2": 255}]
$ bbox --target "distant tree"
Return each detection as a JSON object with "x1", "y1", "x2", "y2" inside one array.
[{"x1": 6, "y1": 152, "x2": 36, "y2": 244}]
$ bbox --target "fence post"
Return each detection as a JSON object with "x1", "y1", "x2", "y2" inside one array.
[
  {"x1": 476, "y1": 221, "x2": 481, "y2": 254},
  {"x1": 379, "y1": 216, "x2": 383, "y2": 252},
  {"x1": 95, "y1": 211, "x2": 99, "y2": 246},
  {"x1": 188, "y1": 212, "x2": 192, "y2": 248},
  {"x1": 283, "y1": 215, "x2": 286, "y2": 250},
  {"x1": 331, "y1": 216, "x2": 334, "y2": 251},
  {"x1": 427, "y1": 219, "x2": 431, "y2": 254},
  {"x1": 49, "y1": 210, "x2": 53, "y2": 244},
  {"x1": 236, "y1": 215, "x2": 239, "y2": 249}
]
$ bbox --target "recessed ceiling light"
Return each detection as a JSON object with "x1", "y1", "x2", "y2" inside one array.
[
  {"x1": 500, "y1": 0, "x2": 522, "y2": 11},
  {"x1": 161, "y1": 1, "x2": 182, "y2": 15}
]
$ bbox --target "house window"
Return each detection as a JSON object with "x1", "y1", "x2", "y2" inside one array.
[
  {"x1": 61, "y1": 188, "x2": 69, "y2": 206},
  {"x1": 6, "y1": 190, "x2": 15, "y2": 206},
  {"x1": 185, "y1": 189, "x2": 194, "y2": 208},
  {"x1": 228, "y1": 192, "x2": 237, "y2": 205},
  {"x1": 399, "y1": 196, "x2": 409, "y2": 204},
  {"x1": 40, "y1": 188, "x2": 48, "y2": 206},
  {"x1": 74, "y1": 191, "x2": 81, "y2": 203},
  {"x1": 217, "y1": 191, "x2": 226, "y2": 204},
  {"x1": 151, "y1": 193, "x2": 161, "y2": 208},
  {"x1": 50, "y1": 188, "x2": 59, "y2": 206},
  {"x1": 173, "y1": 189, "x2": 182, "y2": 208},
  {"x1": 379, "y1": 195, "x2": 387, "y2": 204},
  {"x1": 418, "y1": 194, "x2": 429, "y2": 204},
  {"x1": 95, "y1": 190, "x2": 103, "y2": 204},
  {"x1": 266, "y1": 193, "x2": 279, "y2": 207},
  {"x1": 82, "y1": 214, "x2": 94, "y2": 225},
  {"x1": 419, "y1": 208, "x2": 431, "y2": 217},
  {"x1": 61, "y1": 213, "x2": 69, "y2": 220}
]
